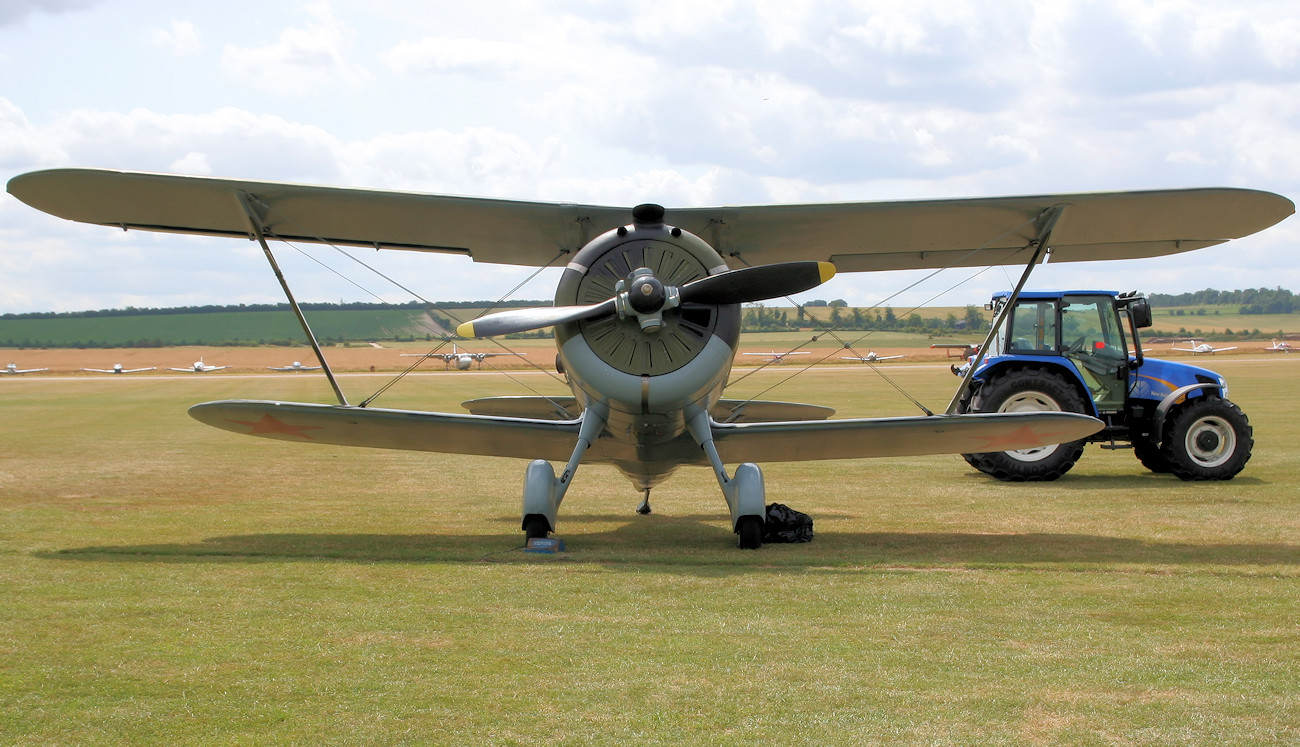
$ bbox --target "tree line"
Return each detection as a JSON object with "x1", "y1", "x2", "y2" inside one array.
[{"x1": 1147, "y1": 287, "x2": 1296, "y2": 314}]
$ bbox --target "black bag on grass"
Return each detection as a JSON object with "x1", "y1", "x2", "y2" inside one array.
[{"x1": 763, "y1": 503, "x2": 814, "y2": 543}]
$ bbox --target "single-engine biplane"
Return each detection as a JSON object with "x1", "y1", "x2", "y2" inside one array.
[{"x1": 7, "y1": 169, "x2": 1292, "y2": 547}]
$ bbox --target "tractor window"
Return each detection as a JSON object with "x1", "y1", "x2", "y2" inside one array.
[
  {"x1": 1061, "y1": 295, "x2": 1128, "y2": 411},
  {"x1": 1060, "y1": 296, "x2": 1125, "y2": 358},
  {"x1": 1007, "y1": 300, "x2": 1057, "y2": 352}
]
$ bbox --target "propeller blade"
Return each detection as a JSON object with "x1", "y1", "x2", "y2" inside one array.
[
  {"x1": 679, "y1": 261, "x2": 836, "y2": 305},
  {"x1": 457, "y1": 299, "x2": 617, "y2": 338}
]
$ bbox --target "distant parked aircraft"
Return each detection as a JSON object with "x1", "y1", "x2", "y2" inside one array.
[
  {"x1": 1265, "y1": 339, "x2": 1293, "y2": 353},
  {"x1": 169, "y1": 357, "x2": 228, "y2": 372},
  {"x1": 269, "y1": 361, "x2": 322, "y2": 372},
  {"x1": 399, "y1": 345, "x2": 519, "y2": 370},
  {"x1": 743, "y1": 351, "x2": 811, "y2": 363},
  {"x1": 4, "y1": 363, "x2": 48, "y2": 374},
  {"x1": 1172, "y1": 340, "x2": 1237, "y2": 355},
  {"x1": 82, "y1": 364, "x2": 155, "y2": 374},
  {"x1": 841, "y1": 352, "x2": 904, "y2": 363}
]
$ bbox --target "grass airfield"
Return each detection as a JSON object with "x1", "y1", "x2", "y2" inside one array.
[{"x1": 2, "y1": 357, "x2": 1298, "y2": 744}]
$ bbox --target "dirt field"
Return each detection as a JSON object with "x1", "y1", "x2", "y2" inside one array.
[{"x1": 3, "y1": 343, "x2": 959, "y2": 374}]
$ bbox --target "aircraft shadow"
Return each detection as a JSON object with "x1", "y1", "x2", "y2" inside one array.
[{"x1": 40, "y1": 515, "x2": 1300, "y2": 573}]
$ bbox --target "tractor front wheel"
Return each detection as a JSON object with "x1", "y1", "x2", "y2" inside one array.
[{"x1": 1161, "y1": 398, "x2": 1252, "y2": 480}]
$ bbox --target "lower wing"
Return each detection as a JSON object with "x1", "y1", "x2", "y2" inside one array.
[
  {"x1": 189, "y1": 400, "x2": 582, "y2": 461},
  {"x1": 711, "y1": 412, "x2": 1102, "y2": 463}
]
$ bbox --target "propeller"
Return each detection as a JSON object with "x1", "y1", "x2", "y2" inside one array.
[{"x1": 458, "y1": 260, "x2": 835, "y2": 339}]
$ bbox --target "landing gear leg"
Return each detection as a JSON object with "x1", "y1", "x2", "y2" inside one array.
[
  {"x1": 636, "y1": 488, "x2": 652, "y2": 515},
  {"x1": 687, "y1": 410, "x2": 765, "y2": 549},
  {"x1": 520, "y1": 404, "x2": 607, "y2": 541}
]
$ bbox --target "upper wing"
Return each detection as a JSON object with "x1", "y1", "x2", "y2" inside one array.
[
  {"x1": 9, "y1": 168, "x2": 1292, "y2": 271},
  {"x1": 712, "y1": 411, "x2": 1102, "y2": 463}
]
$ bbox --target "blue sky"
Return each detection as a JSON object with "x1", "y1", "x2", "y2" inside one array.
[{"x1": 2, "y1": 0, "x2": 1297, "y2": 313}]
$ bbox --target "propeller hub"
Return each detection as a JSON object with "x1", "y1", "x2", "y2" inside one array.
[{"x1": 628, "y1": 274, "x2": 666, "y2": 314}]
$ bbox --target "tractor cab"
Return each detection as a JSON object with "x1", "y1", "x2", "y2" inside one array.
[{"x1": 987, "y1": 291, "x2": 1147, "y2": 414}]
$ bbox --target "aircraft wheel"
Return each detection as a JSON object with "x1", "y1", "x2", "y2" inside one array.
[
  {"x1": 523, "y1": 514, "x2": 551, "y2": 541},
  {"x1": 735, "y1": 515, "x2": 763, "y2": 550},
  {"x1": 963, "y1": 368, "x2": 1087, "y2": 481},
  {"x1": 1161, "y1": 398, "x2": 1252, "y2": 481}
]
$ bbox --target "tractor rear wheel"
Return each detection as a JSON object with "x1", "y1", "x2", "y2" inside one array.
[{"x1": 962, "y1": 368, "x2": 1088, "y2": 481}]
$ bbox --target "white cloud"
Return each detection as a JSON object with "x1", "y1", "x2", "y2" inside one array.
[
  {"x1": 149, "y1": 20, "x2": 201, "y2": 56},
  {"x1": 221, "y1": 3, "x2": 363, "y2": 95}
]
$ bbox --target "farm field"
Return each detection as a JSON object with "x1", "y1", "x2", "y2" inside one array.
[{"x1": 2, "y1": 358, "x2": 1298, "y2": 742}]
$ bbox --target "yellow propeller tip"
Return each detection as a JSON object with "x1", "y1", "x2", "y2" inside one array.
[
  {"x1": 818, "y1": 261, "x2": 837, "y2": 283},
  {"x1": 455, "y1": 322, "x2": 476, "y2": 338}
]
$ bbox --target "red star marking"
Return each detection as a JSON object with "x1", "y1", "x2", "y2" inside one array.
[
  {"x1": 972, "y1": 424, "x2": 1073, "y2": 450},
  {"x1": 227, "y1": 414, "x2": 322, "y2": 440}
]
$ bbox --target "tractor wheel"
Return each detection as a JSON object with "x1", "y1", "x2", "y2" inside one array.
[
  {"x1": 1160, "y1": 398, "x2": 1252, "y2": 481},
  {"x1": 962, "y1": 368, "x2": 1088, "y2": 481},
  {"x1": 1132, "y1": 439, "x2": 1171, "y2": 473}
]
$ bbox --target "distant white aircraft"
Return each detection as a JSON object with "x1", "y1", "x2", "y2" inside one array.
[
  {"x1": 82, "y1": 363, "x2": 156, "y2": 374},
  {"x1": 1172, "y1": 340, "x2": 1237, "y2": 355},
  {"x1": 4, "y1": 362, "x2": 48, "y2": 374},
  {"x1": 1265, "y1": 339, "x2": 1293, "y2": 353},
  {"x1": 269, "y1": 361, "x2": 322, "y2": 372},
  {"x1": 169, "y1": 357, "x2": 228, "y2": 372},
  {"x1": 743, "y1": 351, "x2": 811, "y2": 363},
  {"x1": 399, "y1": 345, "x2": 520, "y2": 370},
  {"x1": 841, "y1": 351, "x2": 904, "y2": 363}
]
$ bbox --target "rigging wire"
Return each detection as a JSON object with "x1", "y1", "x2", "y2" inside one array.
[{"x1": 725, "y1": 215, "x2": 1042, "y2": 414}]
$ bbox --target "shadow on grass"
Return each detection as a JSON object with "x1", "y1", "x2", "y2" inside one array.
[{"x1": 38, "y1": 513, "x2": 1300, "y2": 573}]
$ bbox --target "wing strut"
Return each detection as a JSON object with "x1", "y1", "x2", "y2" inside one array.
[
  {"x1": 945, "y1": 205, "x2": 1066, "y2": 415},
  {"x1": 236, "y1": 191, "x2": 349, "y2": 406}
]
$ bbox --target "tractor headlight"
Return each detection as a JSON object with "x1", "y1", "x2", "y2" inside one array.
[{"x1": 1217, "y1": 376, "x2": 1228, "y2": 398}]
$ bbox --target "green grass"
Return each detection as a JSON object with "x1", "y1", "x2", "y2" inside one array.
[
  {"x1": 0, "y1": 308, "x2": 446, "y2": 346},
  {"x1": 2, "y1": 359, "x2": 1298, "y2": 743}
]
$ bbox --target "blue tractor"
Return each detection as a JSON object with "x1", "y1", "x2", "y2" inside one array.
[{"x1": 955, "y1": 290, "x2": 1252, "y2": 481}]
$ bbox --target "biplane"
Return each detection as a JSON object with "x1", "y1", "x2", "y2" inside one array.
[{"x1": 7, "y1": 169, "x2": 1292, "y2": 547}]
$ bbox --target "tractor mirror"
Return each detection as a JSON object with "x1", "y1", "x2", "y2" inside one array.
[{"x1": 1129, "y1": 299, "x2": 1152, "y2": 328}]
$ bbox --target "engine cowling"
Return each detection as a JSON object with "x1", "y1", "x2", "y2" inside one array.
[{"x1": 553, "y1": 205, "x2": 740, "y2": 418}]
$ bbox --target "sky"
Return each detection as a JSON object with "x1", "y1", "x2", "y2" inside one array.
[{"x1": 1, "y1": 0, "x2": 1297, "y2": 315}]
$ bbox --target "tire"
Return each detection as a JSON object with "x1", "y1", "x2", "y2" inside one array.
[
  {"x1": 1133, "y1": 439, "x2": 1171, "y2": 473},
  {"x1": 736, "y1": 515, "x2": 763, "y2": 549},
  {"x1": 523, "y1": 514, "x2": 550, "y2": 540},
  {"x1": 1160, "y1": 398, "x2": 1252, "y2": 481},
  {"x1": 962, "y1": 368, "x2": 1088, "y2": 481}
]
